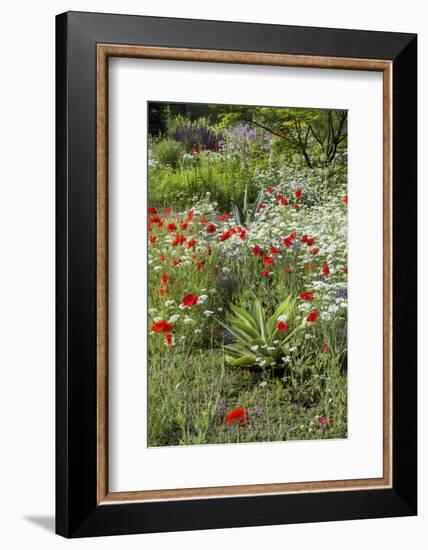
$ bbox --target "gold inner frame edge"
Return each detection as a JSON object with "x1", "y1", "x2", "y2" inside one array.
[{"x1": 96, "y1": 44, "x2": 393, "y2": 504}]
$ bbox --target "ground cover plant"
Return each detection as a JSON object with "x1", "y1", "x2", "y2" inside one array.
[{"x1": 147, "y1": 102, "x2": 348, "y2": 446}]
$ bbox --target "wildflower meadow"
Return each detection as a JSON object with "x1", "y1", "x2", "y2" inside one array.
[{"x1": 147, "y1": 102, "x2": 348, "y2": 446}]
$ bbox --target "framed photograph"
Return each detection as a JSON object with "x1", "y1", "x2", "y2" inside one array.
[{"x1": 56, "y1": 11, "x2": 417, "y2": 537}]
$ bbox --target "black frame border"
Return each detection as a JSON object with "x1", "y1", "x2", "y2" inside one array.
[{"x1": 56, "y1": 11, "x2": 417, "y2": 538}]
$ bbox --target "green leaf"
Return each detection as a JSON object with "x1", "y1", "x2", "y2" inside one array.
[
  {"x1": 249, "y1": 190, "x2": 264, "y2": 222},
  {"x1": 251, "y1": 300, "x2": 266, "y2": 341},
  {"x1": 231, "y1": 200, "x2": 246, "y2": 226},
  {"x1": 229, "y1": 304, "x2": 258, "y2": 330},
  {"x1": 229, "y1": 320, "x2": 260, "y2": 340},
  {"x1": 249, "y1": 337, "x2": 266, "y2": 347},
  {"x1": 223, "y1": 344, "x2": 256, "y2": 357},
  {"x1": 227, "y1": 355, "x2": 258, "y2": 367},
  {"x1": 216, "y1": 319, "x2": 253, "y2": 345}
]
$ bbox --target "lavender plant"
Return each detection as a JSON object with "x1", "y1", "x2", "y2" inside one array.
[{"x1": 170, "y1": 117, "x2": 222, "y2": 151}]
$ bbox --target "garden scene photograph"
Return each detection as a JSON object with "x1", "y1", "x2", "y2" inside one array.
[{"x1": 147, "y1": 101, "x2": 348, "y2": 447}]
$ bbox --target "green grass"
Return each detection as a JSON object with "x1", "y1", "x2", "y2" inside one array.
[{"x1": 148, "y1": 347, "x2": 347, "y2": 446}]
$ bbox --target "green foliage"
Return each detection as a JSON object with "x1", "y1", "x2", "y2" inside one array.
[
  {"x1": 218, "y1": 297, "x2": 302, "y2": 369},
  {"x1": 147, "y1": 349, "x2": 347, "y2": 446},
  {"x1": 231, "y1": 188, "x2": 265, "y2": 226},
  {"x1": 148, "y1": 103, "x2": 170, "y2": 136},
  {"x1": 154, "y1": 139, "x2": 184, "y2": 168},
  {"x1": 149, "y1": 152, "x2": 262, "y2": 212}
]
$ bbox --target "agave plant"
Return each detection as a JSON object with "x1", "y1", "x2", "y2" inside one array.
[
  {"x1": 217, "y1": 296, "x2": 302, "y2": 369},
  {"x1": 231, "y1": 186, "x2": 265, "y2": 227}
]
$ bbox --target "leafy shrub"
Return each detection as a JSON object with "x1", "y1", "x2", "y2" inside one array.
[{"x1": 155, "y1": 140, "x2": 183, "y2": 168}]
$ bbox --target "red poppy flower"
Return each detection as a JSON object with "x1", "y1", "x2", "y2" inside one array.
[
  {"x1": 239, "y1": 230, "x2": 247, "y2": 240},
  {"x1": 318, "y1": 416, "x2": 332, "y2": 427},
  {"x1": 258, "y1": 203, "x2": 266, "y2": 210},
  {"x1": 322, "y1": 263, "x2": 330, "y2": 277},
  {"x1": 150, "y1": 215, "x2": 161, "y2": 224},
  {"x1": 159, "y1": 256, "x2": 167, "y2": 262},
  {"x1": 172, "y1": 259, "x2": 181, "y2": 266},
  {"x1": 161, "y1": 273, "x2": 168, "y2": 284},
  {"x1": 295, "y1": 188, "x2": 302, "y2": 199},
  {"x1": 252, "y1": 245, "x2": 264, "y2": 256},
  {"x1": 164, "y1": 207, "x2": 171, "y2": 217},
  {"x1": 206, "y1": 223, "x2": 217, "y2": 234},
  {"x1": 167, "y1": 223, "x2": 177, "y2": 232},
  {"x1": 219, "y1": 228, "x2": 235, "y2": 242},
  {"x1": 165, "y1": 332, "x2": 173, "y2": 346},
  {"x1": 198, "y1": 217, "x2": 209, "y2": 224},
  {"x1": 182, "y1": 293, "x2": 198, "y2": 307},
  {"x1": 281, "y1": 196, "x2": 289, "y2": 206},
  {"x1": 269, "y1": 246, "x2": 281, "y2": 254},
  {"x1": 300, "y1": 291, "x2": 314, "y2": 301},
  {"x1": 261, "y1": 269, "x2": 272, "y2": 277},
  {"x1": 283, "y1": 236, "x2": 294, "y2": 248},
  {"x1": 285, "y1": 267, "x2": 293, "y2": 274},
  {"x1": 276, "y1": 321, "x2": 289, "y2": 331},
  {"x1": 148, "y1": 207, "x2": 157, "y2": 214},
  {"x1": 172, "y1": 234, "x2": 186, "y2": 247},
  {"x1": 149, "y1": 236, "x2": 157, "y2": 244},
  {"x1": 187, "y1": 238, "x2": 197, "y2": 249},
  {"x1": 225, "y1": 407, "x2": 248, "y2": 427},
  {"x1": 218, "y1": 213, "x2": 229, "y2": 222},
  {"x1": 157, "y1": 221, "x2": 164, "y2": 228},
  {"x1": 343, "y1": 195, "x2": 348, "y2": 205},
  {"x1": 306, "y1": 311, "x2": 319, "y2": 323},
  {"x1": 306, "y1": 262, "x2": 316, "y2": 270},
  {"x1": 196, "y1": 261, "x2": 205, "y2": 270},
  {"x1": 312, "y1": 248, "x2": 320, "y2": 255},
  {"x1": 275, "y1": 194, "x2": 283, "y2": 202},
  {"x1": 263, "y1": 256, "x2": 275, "y2": 265},
  {"x1": 322, "y1": 342, "x2": 330, "y2": 353},
  {"x1": 306, "y1": 237, "x2": 315, "y2": 247},
  {"x1": 181, "y1": 222, "x2": 188, "y2": 231},
  {"x1": 151, "y1": 320, "x2": 174, "y2": 333},
  {"x1": 266, "y1": 187, "x2": 275, "y2": 194},
  {"x1": 301, "y1": 234, "x2": 308, "y2": 243}
]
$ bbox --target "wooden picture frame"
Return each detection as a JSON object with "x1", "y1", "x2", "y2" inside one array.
[{"x1": 56, "y1": 11, "x2": 417, "y2": 537}]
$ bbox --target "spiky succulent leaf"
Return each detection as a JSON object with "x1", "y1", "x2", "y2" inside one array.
[
  {"x1": 229, "y1": 320, "x2": 260, "y2": 340},
  {"x1": 231, "y1": 200, "x2": 246, "y2": 226},
  {"x1": 229, "y1": 304, "x2": 258, "y2": 330},
  {"x1": 216, "y1": 319, "x2": 253, "y2": 345},
  {"x1": 251, "y1": 300, "x2": 266, "y2": 341},
  {"x1": 226, "y1": 355, "x2": 259, "y2": 367},
  {"x1": 249, "y1": 190, "x2": 265, "y2": 222}
]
